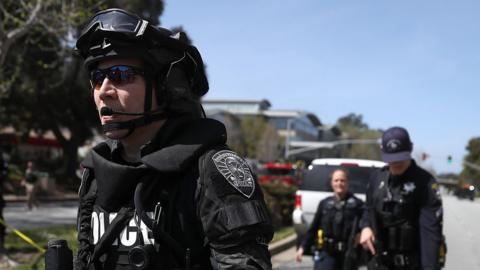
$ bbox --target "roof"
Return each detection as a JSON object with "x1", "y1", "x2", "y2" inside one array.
[
  {"x1": 203, "y1": 99, "x2": 271, "y2": 108},
  {"x1": 310, "y1": 158, "x2": 386, "y2": 168},
  {"x1": 263, "y1": 110, "x2": 322, "y2": 127}
]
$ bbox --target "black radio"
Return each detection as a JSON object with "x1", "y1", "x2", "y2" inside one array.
[{"x1": 45, "y1": 239, "x2": 73, "y2": 270}]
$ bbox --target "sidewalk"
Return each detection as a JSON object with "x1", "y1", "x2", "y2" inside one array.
[
  {"x1": 269, "y1": 233, "x2": 297, "y2": 256},
  {"x1": 3, "y1": 193, "x2": 78, "y2": 203},
  {"x1": 4, "y1": 192, "x2": 298, "y2": 255}
]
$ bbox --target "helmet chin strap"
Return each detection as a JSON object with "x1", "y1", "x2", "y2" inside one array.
[
  {"x1": 101, "y1": 75, "x2": 166, "y2": 139},
  {"x1": 101, "y1": 110, "x2": 167, "y2": 138},
  {"x1": 100, "y1": 51, "x2": 194, "y2": 138}
]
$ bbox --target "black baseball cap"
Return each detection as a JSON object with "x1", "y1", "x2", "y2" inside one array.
[{"x1": 381, "y1": 126, "x2": 412, "y2": 163}]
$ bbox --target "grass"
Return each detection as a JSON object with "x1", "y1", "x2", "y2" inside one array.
[
  {"x1": 271, "y1": 226, "x2": 295, "y2": 243},
  {"x1": 4, "y1": 224, "x2": 77, "y2": 270}
]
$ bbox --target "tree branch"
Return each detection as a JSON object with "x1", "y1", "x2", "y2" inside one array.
[{"x1": 0, "y1": 0, "x2": 43, "y2": 67}]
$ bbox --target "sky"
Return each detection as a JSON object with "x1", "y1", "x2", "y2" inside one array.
[{"x1": 161, "y1": 0, "x2": 480, "y2": 175}]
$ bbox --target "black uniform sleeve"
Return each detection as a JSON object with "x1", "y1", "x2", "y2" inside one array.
[
  {"x1": 196, "y1": 149, "x2": 274, "y2": 270},
  {"x1": 359, "y1": 170, "x2": 377, "y2": 230},
  {"x1": 355, "y1": 197, "x2": 365, "y2": 229},
  {"x1": 301, "y1": 199, "x2": 324, "y2": 251},
  {"x1": 418, "y1": 176, "x2": 443, "y2": 270}
]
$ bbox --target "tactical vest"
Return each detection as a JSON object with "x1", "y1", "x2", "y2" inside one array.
[
  {"x1": 76, "y1": 118, "x2": 273, "y2": 270},
  {"x1": 320, "y1": 195, "x2": 361, "y2": 253},
  {"x1": 77, "y1": 145, "x2": 211, "y2": 270},
  {"x1": 374, "y1": 171, "x2": 419, "y2": 254}
]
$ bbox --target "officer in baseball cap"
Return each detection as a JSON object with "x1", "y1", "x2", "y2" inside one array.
[{"x1": 359, "y1": 127, "x2": 445, "y2": 270}]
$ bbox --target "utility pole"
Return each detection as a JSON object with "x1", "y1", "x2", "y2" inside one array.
[{"x1": 284, "y1": 119, "x2": 292, "y2": 160}]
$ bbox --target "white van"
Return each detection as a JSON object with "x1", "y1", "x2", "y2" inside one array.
[{"x1": 292, "y1": 158, "x2": 386, "y2": 251}]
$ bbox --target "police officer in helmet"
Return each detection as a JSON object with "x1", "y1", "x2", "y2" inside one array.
[
  {"x1": 359, "y1": 127, "x2": 444, "y2": 270},
  {"x1": 296, "y1": 168, "x2": 363, "y2": 270},
  {"x1": 75, "y1": 8, "x2": 273, "y2": 270}
]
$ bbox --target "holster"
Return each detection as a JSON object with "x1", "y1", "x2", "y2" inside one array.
[{"x1": 367, "y1": 255, "x2": 389, "y2": 270}]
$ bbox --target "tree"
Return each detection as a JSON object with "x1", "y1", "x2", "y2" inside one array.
[
  {"x1": 336, "y1": 113, "x2": 382, "y2": 160},
  {"x1": 217, "y1": 114, "x2": 246, "y2": 156},
  {"x1": 460, "y1": 137, "x2": 480, "y2": 187},
  {"x1": 0, "y1": 1, "x2": 165, "y2": 187},
  {"x1": 239, "y1": 116, "x2": 281, "y2": 162},
  {"x1": 337, "y1": 113, "x2": 369, "y2": 131},
  {"x1": 0, "y1": 0, "x2": 43, "y2": 69}
]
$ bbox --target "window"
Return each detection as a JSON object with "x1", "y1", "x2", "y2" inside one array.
[{"x1": 300, "y1": 165, "x2": 377, "y2": 194}]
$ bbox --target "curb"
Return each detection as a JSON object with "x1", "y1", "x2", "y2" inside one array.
[{"x1": 268, "y1": 233, "x2": 297, "y2": 256}]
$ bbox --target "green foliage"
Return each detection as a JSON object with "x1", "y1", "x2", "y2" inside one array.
[
  {"x1": 460, "y1": 137, "x2": 480, "y2": 187},
  {"x1": 0, "y1": 1, "x2": 166, "y2": 188},
  {"x1": 271, "y1": 226, "x2": 295, "y2": 243},
  {"x1": 240, "y1": 116, "x2": 281, "y2": 162},
  {"x1": 7, "y1": 164, "x2": 24, "y2": 183},
  {"x1": 336, "y1": 113, "x2": 382, "y2": 160},
  {"x1": 6, "y1": 224, "x2": 77, "y2": 269},
  {"x1": 337, "y1": 113, "x2": 369, "y2": 130},
  {"x1": 261, "y1": 182, "x2": 297, "y2": 230},
  {"x1": 6, "y1": 225, "x2": 77, "y2": 253}
]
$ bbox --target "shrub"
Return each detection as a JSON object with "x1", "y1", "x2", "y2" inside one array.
[{"x1": 260, "y1": 181, "x2": 297, "y2": 230}]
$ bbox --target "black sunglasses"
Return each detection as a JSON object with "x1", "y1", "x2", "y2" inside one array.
[{"x1": 90, "y1": 65, "x2": 145, "y2": 87}]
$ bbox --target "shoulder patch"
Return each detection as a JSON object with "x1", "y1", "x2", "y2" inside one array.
[{"x1": 212, "y1": 150, "x2": 255, "y2": 198}]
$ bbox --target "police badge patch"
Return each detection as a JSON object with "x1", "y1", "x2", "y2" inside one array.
[
  {"x1": 403, "y1": 182, "x2": 416, "y2": 194},
  {"x1": 212, "y1": 150, "x2": 255, "y2": 198}
]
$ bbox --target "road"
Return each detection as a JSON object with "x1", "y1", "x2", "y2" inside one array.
[
  {"x1": 3, "y1": 195, "x2": 480, "y2": 269},
  {"x1": 273, "y1": 194, "x2": 480, "y2": 270},
  {"x1": 3, "y1": 201, "x2": 78, "y2": 230}
]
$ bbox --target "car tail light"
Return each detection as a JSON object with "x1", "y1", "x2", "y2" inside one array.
[{"x1": 295, "y1": 193, "x2": 302, "y2": 209}]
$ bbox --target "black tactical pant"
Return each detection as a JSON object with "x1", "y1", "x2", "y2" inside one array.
[{"x1": 313, "y1": 250, "x2": 345, "y2": 270}]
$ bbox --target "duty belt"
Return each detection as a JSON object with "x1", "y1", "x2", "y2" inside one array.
[
  {"x1": 323, "y1": 238, "x2": 346, "y2": 253},
  {"x1": 392, "y1": 254, "x2": 409, "y2": 266},
  {"x1": 379, "y1": 252, "x2": 419, "y2": 269}
]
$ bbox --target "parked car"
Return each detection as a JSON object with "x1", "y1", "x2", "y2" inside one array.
[
  {"x1": 257, "y1": 162, "x2": 299, "y2": 186},
  {"x1": 454, "y1": 184, "x2": 476, "y2": 201},
  {"x1": 292, "y1": 158, "x2": 386, "y2": 251}
]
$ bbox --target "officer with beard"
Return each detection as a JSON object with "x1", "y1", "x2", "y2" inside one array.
[
  {"x1": 74, "y1": 8, "x2": 273, "y2": 270},
  {"x1": 359, "y1": 127, "x2": 444, "y2": 270}
]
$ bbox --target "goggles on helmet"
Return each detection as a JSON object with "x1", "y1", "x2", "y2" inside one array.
[
  {"x1": 76, "y1": 9, "x2": 150, "y2": 58},
  {"x1": 81, "y1": 9, "x2": 148, "y2": 38},
  {"x1": 76, "y1": 8, "x2": 209, "y2": 97}
]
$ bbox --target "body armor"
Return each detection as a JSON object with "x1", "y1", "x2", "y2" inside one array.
[{"x1": 76, "y1": 117, "x2": 273, "y2": 270}]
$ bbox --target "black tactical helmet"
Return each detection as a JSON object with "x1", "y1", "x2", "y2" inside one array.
[{"x1": 75, "y1": 8, "x2": 209, "y2": 134}]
